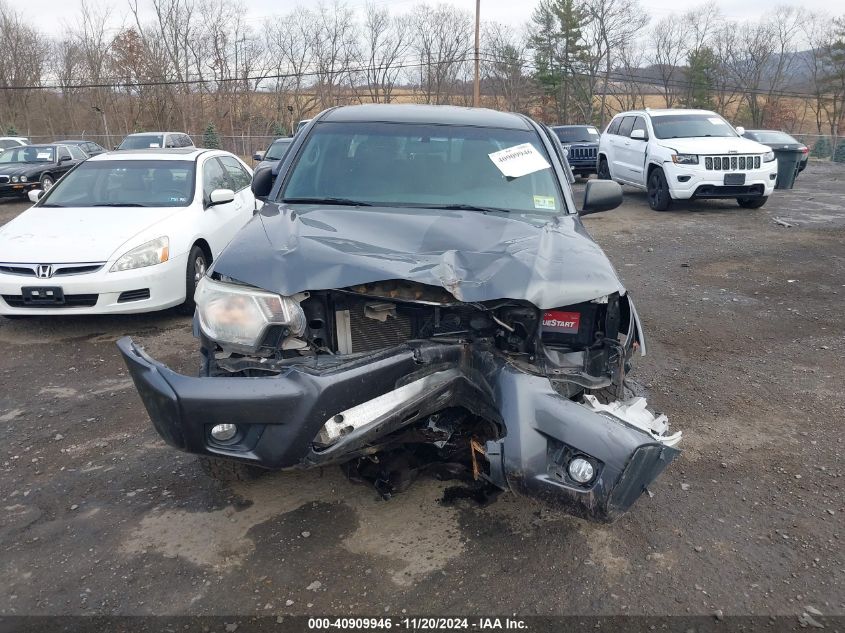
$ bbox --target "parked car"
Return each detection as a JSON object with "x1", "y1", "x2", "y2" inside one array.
[
  {"x1": 252, "y1": 137, "x2": 293, "y2": 168},
  {"x1": 116, "y1": 132, "x2": 194, "y2": 150},
  {"x1": 551, "y1": 125, "x2": 600, "y2": 178},
  {"x1": 0, "y1": 136, "x2": 30, "y2": 153},
  {"x1": 741, "y1": 130, "x2": 808, "y2": 174},
  {"x1": 598, "y1": 108, "x2": 778, "y2": 210},
  {"x1": 0, "y1": 148, "x2": 255, "y2": 315},
  {"x1": 118, "y1": 104, "x2": 681, "y2": 523},
  {"x1": 56, "y1": 139, "x2": 108, "y2": 157},
  {"x1": 295, "y1": 119, "x2": 312, "y2": 135},
  {"x1": 0, "y1": 143, "x2": 87, "y2": 198}
]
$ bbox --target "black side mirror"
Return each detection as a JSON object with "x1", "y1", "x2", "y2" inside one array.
[
  {"x1": 580, "y1": 180, "x2": 623, "y2": 216},
  {"x1": 59, "y1": 155, "x2": 71, "y2": 162},
  {"x1": 251, "y1": 164, "x2": 274, "y2": 200}
]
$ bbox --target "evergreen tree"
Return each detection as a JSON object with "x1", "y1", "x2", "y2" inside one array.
[
  {"x1": 811, "y1": 136, "x2": 831, "y2": 159},
  {"x1": 5, "y1": 125, "x2": 18, "y2": 135},
  {"x1": 272, "y1": 121, "x2": 287, "y2": 137},
  {"x1": 685, "y1": 47, "x2": 716, "y2": 110},
  {"x1": 202, "y1": 123, "x2": 221, "y2": 149},
  {"x1": 529, "y1": 0, "x2": 589, "y2": 122},
  {"x1": 833, "y1": 139, "x2": 845, "y2": 163}
]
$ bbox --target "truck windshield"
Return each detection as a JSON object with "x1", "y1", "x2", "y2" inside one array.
[
  {"x1": 554, "y1": 126, "x2": 600, "y2": 143},
  {"x1": 651, "y1": 114, "x2": 738, "y2": 139},
  {"x1": 281, "y1": 122, "x2": 566, "y2": 214}
]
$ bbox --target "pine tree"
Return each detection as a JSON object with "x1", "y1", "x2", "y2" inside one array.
[
  {"x1": 833, "y1": 138, "x2": 845, "y2": 163},
  {"x1": 811, "y1": 136, "x2": 831, "y2": 159},
  {"x1": 272, "y1": 121, "x2": 287, "y2": 137},
  {"x1": 685, "y1": 47, "x2": 716, "y2": 110},
  {"x1": 202, "y1": 123, "x2": 221, "y2": 149},
  {"x1": 5, "y1": 125, "x2": 18, "y2": 135}
]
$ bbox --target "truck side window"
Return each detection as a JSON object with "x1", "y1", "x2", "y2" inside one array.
[{"x1": 606, "y1": 118, "x2": 622, "y2": 135}]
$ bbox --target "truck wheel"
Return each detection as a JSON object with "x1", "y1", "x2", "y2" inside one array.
[
  {"x1": 647, "y1": 168, "x2": 672, "y2": 211},
  {"x1": 737, "y1": 196, "x2": 767, "y2": 209},
  {"x1": 198, "y1": 456, "x2": 264, "y2": 482},
  {"x1": 597, "y1": 157, "x2": 611, "y2": 180}
]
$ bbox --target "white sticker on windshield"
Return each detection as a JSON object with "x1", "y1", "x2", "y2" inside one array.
[
  {"x1": 488, "y1": 143, "x2": 551, "y2": 178},
  {"x1": 533, "y1": 195, "x2": 556, "y2": 210},
  {"x1": 588, "y1": 128, "x2": 599, "y2": 135},
  {"x1": 149, "y1": 143, "x2": 161, "y2": 148},
  {"x1": 36, "y1": 152, "x2": 52, "y2": 160},
  {"x1": 708, "y1": 117, "x2": 727, "y2": 125}
]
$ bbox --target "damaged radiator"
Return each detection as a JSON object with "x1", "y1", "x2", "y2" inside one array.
[{"x1": 336, "y1": 302, "x2": 413, "y2": 353}]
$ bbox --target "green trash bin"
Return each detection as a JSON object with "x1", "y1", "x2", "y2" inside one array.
[{"x1": 773, "y1": 147, "x2": 803, "y2": 190}]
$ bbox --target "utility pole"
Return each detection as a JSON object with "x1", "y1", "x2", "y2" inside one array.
[{"x1": 473, "y1": 0, "x2": 481, "y2": 107}]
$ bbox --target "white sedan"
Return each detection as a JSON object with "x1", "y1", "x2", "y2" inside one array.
[{"x1": 0, "y1": 148, "x2": 257, "y2": 315}]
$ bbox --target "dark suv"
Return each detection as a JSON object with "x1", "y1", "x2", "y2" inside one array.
[
  {"x1": 551, "y1": 125, "x2": 601, "y2": 178},
  {"x1": 119, "y1": 105, "x2": 681, "y2": 522}
]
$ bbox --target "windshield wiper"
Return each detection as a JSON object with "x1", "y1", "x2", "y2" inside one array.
[
  {"x1": 39, "y1": 203, "x2": 65, "y2": 207},
  {"x1": 282, "y1": 197, "x2": 373, "y2": 207},
  {"x1": 93, "y1": 203, "x2": 147, "y2": 207},
  {"x1": 415, "y1": 203, "x2": 511, "y2": 214}
]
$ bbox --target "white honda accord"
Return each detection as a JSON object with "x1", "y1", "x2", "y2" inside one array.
[{"x1": 0, "y1": 148, "x2": 257, "y2": 316}]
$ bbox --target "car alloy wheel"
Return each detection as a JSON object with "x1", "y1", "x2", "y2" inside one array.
[
  {"x1": 647, "y1": 168, "x2": 671, "y2": 211},
  {"x1": 41, "y1": 175, "x2": 54, "y2": 191}
]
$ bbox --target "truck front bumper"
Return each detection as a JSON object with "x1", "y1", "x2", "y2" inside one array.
[{"x1": 118, "y1": 337, "x2": 680, "y2": 522}]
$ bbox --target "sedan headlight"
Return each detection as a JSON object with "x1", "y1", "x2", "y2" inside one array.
[
  {"x1": 671, "y1": 154, "x2": 699, "y2": 165},
  {"x1": 11, "y1": 176, "x2": 18, "y2": 183},
  {"x1": 110, "y1": 236, "x2": 169, "y2": 272},
  {"x1": 20, "y1": 176, "x2": 27, "y2": 182},
  {"x1": 195, "y1": 276, "x2": 306, "y2": 351},
  {"x1": 762, "y1": 150, "x2": 775, "y2": 162}
]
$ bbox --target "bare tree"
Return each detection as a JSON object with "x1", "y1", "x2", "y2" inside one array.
[
  {"x1": 356, "y1": 4, "x2": 411, "y2": 104},
  {"x1": 649, "y1": 14, "x2": 688, "y2": 108},
  {"x1": 412, "y1": 4, "x2": 473, "y2": 105}
]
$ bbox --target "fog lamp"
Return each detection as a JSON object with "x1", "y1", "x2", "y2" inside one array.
[
  {"x1": 568, "y1": 457, "x2": 595, "y2": 484},
  {"x1": 210, "y1": 423, "x2": 237, "y2": 442}
]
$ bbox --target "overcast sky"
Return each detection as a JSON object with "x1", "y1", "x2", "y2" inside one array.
[{"x1": 22, "y1": 0, "x2": 838, "y2": 34}]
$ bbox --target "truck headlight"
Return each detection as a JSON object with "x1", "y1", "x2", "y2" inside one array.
[
  {"x1": 762, "y1": 150, "x2": 775, "y2": 162},
  {"x1": 195, "y1": 277, "x2": 306, "y2": 351},
  {"x1": 671, "y1": 154, "x2": 699, "y2": 165},
  {"x1": 110, "y1": 236, "x2": 169, "y2": 272}
]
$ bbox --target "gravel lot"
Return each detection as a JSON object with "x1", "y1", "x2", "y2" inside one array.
[{"x1": 1, "y1": 162, "x2": 842, "y2": 619}]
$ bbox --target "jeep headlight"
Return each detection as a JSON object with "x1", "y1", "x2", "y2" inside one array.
[
  {"x1": 762, "y1": 150, "x2": 775, "y2": 162},
  {"x1": 195, "y1": 277, "x2": 306, "y2": 351},
  {"x1": 110, "y1": 236, "x2": 169, "y2": 272},
  {"x1": 671, "y1": 153, "x2": 699, "y2": 165}
]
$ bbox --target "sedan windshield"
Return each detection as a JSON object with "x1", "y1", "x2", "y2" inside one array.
[
  {"x1": 748, "y1": 131, "x2": 798, "y2": 144},
  {"x1": 265, "y1": 138, "x2": 293, "y2": 161},
  {"x1": 39, "y1": 160, "x2": 195, "y2": 208},
  {"x1": 652, "y1": 114, "x2": 738, "y2": 139},
  {"x1": 281, "y1": 122, "x2": 565, "y2": 214},
  {"x1": 554, "y1": 126, "x2": 600, "y2": 143},
  {"x1": 118, "y1": 134, "x2": 165, "y2": 150},
  {"x1": 0, "y1": 146, "x2": 54, "y2": 164}
]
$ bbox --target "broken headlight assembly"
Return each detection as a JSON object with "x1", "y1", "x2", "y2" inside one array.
[{"x1": 195, "y1": 277, "x2": 307, "y2": 353}]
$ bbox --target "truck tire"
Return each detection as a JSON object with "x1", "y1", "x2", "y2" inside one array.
[
  {"x1": 198, "y1": 456, "x2": 264, "y2": 482},
  {"x1": 597, "y1": 157, "x2": 611, "y2": 180}
]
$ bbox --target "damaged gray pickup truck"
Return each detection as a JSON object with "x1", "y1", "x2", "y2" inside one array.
[{"x1": 118, "y1": 104, "x2": 681, "y2": 522}]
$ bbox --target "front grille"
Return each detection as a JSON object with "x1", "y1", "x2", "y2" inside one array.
[
  {"x1": 0, "y1": 262, "x2": 105, "y2": 277},
  {"x1": 348, "y1": 303, "x2": 412, "y2": 353},
  {"x1": 117, "y1": 288, "x2": 150, "y2": 303},
  {"x1": 693, "y1": 184, "x2": 764, "y2": 198},
  {"x1": 2, "y1": 294, "x2": 99, "y2": 308},
  {"x1": 567, "y1": 146, "x2": 597, "y2": 160},
  {"x1": 704, "y1": 155, "x2": 761, "y2": 171},
  {"x1": 0, "y1": 176, "x2": 9, "y2": 184}
]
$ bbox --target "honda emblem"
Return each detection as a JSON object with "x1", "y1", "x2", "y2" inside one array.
[{"x1": 36, "y1": 264, "x2": 53, "y2": 279}]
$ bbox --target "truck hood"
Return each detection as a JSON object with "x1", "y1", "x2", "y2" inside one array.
[
  {"x1": 213, "y1": 204, "x2": 626, "y2": 309},
  {"x1": 659, "y1": 136, "x2": 770, "y2": 155},
  {"x1": 0, "y1": 206, "x2": 185, "y2": 262}
]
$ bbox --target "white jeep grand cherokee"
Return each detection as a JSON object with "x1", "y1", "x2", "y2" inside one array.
[{"x1": 597, "y1": 109, "x2": 778, "y2": 211}]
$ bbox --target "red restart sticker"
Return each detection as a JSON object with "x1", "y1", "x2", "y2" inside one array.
[{"x1": 542, "y1": 310, "x2": 581, "y2": 334}]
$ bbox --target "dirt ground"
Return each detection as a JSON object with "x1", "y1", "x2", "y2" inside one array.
[{"x1": 0, "y1": 162, "x2": 842, "y2": 620}]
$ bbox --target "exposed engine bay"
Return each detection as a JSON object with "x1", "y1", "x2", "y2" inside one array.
[{"x1": 179, "y1": 278, "x2": 679, "y2": 517}]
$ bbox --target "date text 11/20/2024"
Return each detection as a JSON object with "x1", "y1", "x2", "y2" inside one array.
[{"x1": 307, "y1": 617, "x2": 527, "y2": 630}]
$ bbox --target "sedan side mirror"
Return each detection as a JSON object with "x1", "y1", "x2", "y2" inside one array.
[
  {"x1": 253, "y1": 151, "x2": 265, "y2": 162},
  {"x1": 207, "y1": 188, "x2": 235, "y2": 208},
  {"x1": 28, "y1": 189, "x2": 43, "y2": 203},
  {"x1": 251, "y1": 164, "x2": 274, "y2": 200},
  {"x1": 580, "y1": 180, "x2": 623, "y2": 216},
  {"x1": 630, "y1": 129, "x2": 648, "y2": 141},
  {"x1": 735, "y1": 126, "x2": 745, "y2": 136},
  {"x1": 59, "y1": 155, "x2": 71, "y2": 162}
]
